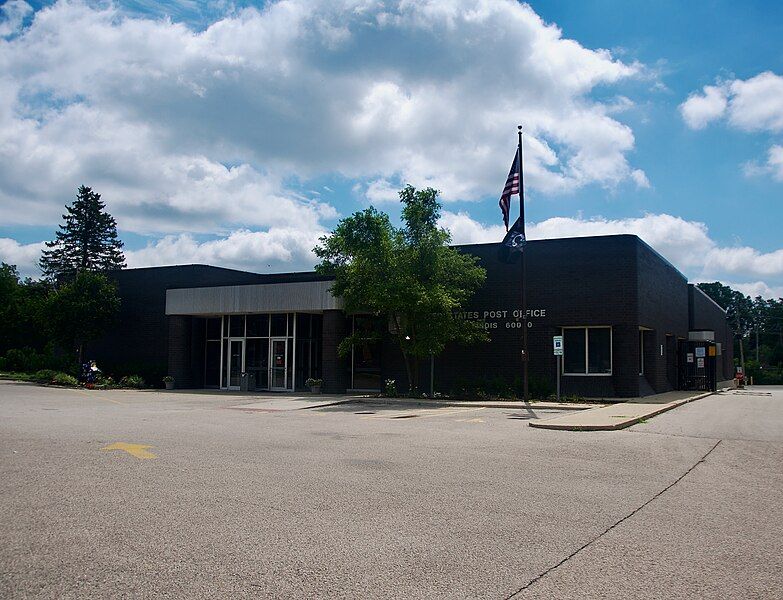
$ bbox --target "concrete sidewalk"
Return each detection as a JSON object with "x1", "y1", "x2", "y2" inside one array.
[
  {"x1": 528, "y1": 390, "x2": 714, "y2": 431},
  {"x1": 360, "y1": 396, "x2": 601, "y2": 411}
]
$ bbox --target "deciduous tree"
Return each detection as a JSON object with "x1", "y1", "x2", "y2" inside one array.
[
  {"x1": 314, "y1": 185, "x2": 487, "y2": 393},
  {"x1": 698, "y1": 281, "x2": 754, "y2": 372},
  {"x1": 45, "y1": 271, "x2": 120, "y2": 365}
]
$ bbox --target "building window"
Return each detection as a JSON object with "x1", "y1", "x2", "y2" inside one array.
[{"x1": 562, "y1": 327, "x2": 612, "y2": 375}]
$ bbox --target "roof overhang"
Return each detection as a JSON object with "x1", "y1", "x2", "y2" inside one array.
[{"x1": 165, "y1": 280, "x2": 342, "y2": 315}]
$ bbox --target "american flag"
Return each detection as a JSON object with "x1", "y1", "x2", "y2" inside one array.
[{"x1": 499, "y1": 148, "x2": 520, "y2": 231}]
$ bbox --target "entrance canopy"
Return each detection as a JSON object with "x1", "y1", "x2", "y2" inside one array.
[{"x1": 165, "y1": 280, "x2": 342, "y2": 315}]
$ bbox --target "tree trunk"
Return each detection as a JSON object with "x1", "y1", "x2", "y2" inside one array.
[
  {"x1": 412, "y1": 358, "x2": 420, "y2": 394},
  {"x1": 401, "y1": 350, "x2": 414, "y2": 396}
]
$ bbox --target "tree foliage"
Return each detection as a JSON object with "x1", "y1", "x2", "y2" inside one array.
[
  {"x1": 314, "y1": 185, "x2": 488, "y2": 392},
  {"x1": 44, "y1": 271, "x2": 121, "y2": 363},
  {"x1": 697, "y1": 282, "x2": 754, "y2": 336},
  {"x1": 698, "y1": 281, "x2": 783, "y2": 372},
  {"x1": 39, "y1": 185, "x2": 126, "y2": 281},
  {"x1": 0, "y1": 263, "x2": 52, "y2": 355}
]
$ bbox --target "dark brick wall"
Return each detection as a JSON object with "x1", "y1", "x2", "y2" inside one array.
[
  {"x1": 167, "y1": 316, "x2": 192, "y2": 387},
  {"x1": 88, "y1": 265, "x2": 275, "y2": 385},
  {"x1": 321, "y1": 310, "x2": 351, "y2": 393},
  {"x1": 91, "y1": 237, "x2": 732, "y2": 397},
  {"x1": 378, "y1": 235, "x2": 642, "y2": 398},
  {"x1": 637, "y1": 241, "x2": 689, "y2": 392},
  {"x1": 688, "y1": 284, "x2": 734, "y2": 381}
]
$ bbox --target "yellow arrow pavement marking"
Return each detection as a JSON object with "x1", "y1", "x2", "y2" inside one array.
[{"x1": 101, "y1": 442, "x2": 157, "y2": 459}]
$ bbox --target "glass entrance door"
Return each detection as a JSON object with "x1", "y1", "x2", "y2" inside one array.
[
  {"x1": 227, "y1": 338, "x2": 244, "y2": 390},
  {"x1": 270, "y1": 338, "x2": 287, "y2": 391}
]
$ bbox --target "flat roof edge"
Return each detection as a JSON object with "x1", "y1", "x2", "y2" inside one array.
[{"x1": 690, "y1": 283, "x2": 729, "y2": 314}]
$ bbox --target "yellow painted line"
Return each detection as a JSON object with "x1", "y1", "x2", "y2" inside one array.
[
  {"x1": 97, "y1": 396, "x2": 124, "y2": 405},
  {"x1": 101, "y1": 442, "x2": 157, "y2": 459},
  {"x1": 456, "y1": 418, "x2": 485, "y2": 423},
  {"x1": 76, "y1": 389, "x2": 124, "y2": 405}
]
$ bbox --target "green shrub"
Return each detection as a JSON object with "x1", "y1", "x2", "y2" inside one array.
[
  {"x1": 51, "y1": 372, "x2": 79, "y2": 386},
  {"x1": 119, "y1": 375, "x2": 146, "y2": 389},
  {"x1": 1, "y1": 346, "x2": 74, "y2": 374},
  {"x1": 4, "y1": 347, "x2": 45, "y2": 372},
  {"x1": 528, "y1": 374, "x2": 555, "y2": 400},
  {"x1": 33, "y1": 369, "x2": 59, "y2": 383},
  {"x1": 384, "y1": 378, "x2": 398, "y2": 397},
  {"x1": 486, "y1": 375, "x2": 511, "y2": 397}
]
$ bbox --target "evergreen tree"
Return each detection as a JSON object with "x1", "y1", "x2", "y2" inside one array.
[{"x1": 39, "y1": 185, "x2": 126, "y2": 281}]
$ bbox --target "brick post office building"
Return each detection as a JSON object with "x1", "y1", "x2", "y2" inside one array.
[{"x1": 89, "y1": 234, "x2": 733, "y2": 399}]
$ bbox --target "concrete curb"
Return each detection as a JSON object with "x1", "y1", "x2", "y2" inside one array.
[
  {"x1": 359, "y1": 397, "x2": 599, "y2": 411},
  {"x1": 528, "y1": 391, "x2": 714, "y2": 431}
]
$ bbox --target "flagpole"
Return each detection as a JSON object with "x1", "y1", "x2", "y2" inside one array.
[{"x1": 518, "y1": 125, "x2": 529, "y2": 401}]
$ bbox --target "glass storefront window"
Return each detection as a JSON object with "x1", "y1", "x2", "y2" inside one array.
[
  {"x1": 296, "y1": 313, "x2": 312, "y2": 338},
  {"x1": 271, "y1": 314, "x2": 287, "y2": 337},
  {"x1": 563, "y1": 328, "x2": 586, "y2": 374},
  {"x1": 246, "y1": 314, "x2": 269, "y2": 337},
  {"x1": 206, "y1": 317, "x2": 221, "y2": 340},
  {"x1": 205, "y1": 341, "x2": 221, "y2": 387},
  {"x1": 245, "y1": 338, "x2": 269, "y2": 390},
  {"x1": 588, "y1": 328, "x2": 612, "y2": 374},
  {"x1": 229, "y1": 315, "x2": 245, "y2": 337},
  {"x1": 206, "y1": 312, "x2": 318, "y2": 391},
  {"x1": 221, "y1": 341, "x2": 229, "y2": 387},
  {"x1": 563, "y1": 327, "x2": 612, "y2": 375}
]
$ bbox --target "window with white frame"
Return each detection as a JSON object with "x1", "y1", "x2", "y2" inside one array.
[{"x1": 562, "y1": 327, "x2": 612, "y2": 375}]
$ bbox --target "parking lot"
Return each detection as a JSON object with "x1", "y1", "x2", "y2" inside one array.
[{"x1": 1, "y1": 381, "x2": 782, "y2": 598}]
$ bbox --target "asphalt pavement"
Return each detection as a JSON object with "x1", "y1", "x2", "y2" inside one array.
[{"x1": 1, "y1": 382, "x2": 781, "y2": 598}]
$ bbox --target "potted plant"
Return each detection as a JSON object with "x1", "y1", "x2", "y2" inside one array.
[
  {"x1": 306, "y1": 378, "x2": 323, "y2": 394},
  {"x1": 163, "y1": 375, "x2": 175, "y2": 390}
]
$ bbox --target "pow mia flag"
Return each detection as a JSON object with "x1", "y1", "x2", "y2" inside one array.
[{"x1": 498, "y1": 216, "x2": 526, "y2": 263}]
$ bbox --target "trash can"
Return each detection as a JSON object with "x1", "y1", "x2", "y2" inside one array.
[
  {"x1": 240, "y1": 372, "x2": 249, "y2": 391},
  {"x1": 247, "y1": 371, "x2": 256, "y2": 391}
]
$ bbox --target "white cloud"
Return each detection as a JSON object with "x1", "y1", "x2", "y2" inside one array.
[
  {"x1": 681, "y1": 72, "x2": 783, "y2": 181},
  {"x1": 763, "y1": 145, "x2": 783, "y2": 181},
  {"x1": 681, "y1": 73, "x2": 783, "y2": 133},
  {"x1": 630, "y1": 169, "x2": 650, "y2": 188},
  {"x1": 0, "y1": 0, "x2": 647, "y2": 240},
  {"x1": 0, "y1": 1, "x2": 32, "y2": 38},
  {"x1": 125, "y1": 227, "x2": 325, "y2": 273},
  {"x1": 720, "y1": 281, "x2": 783, "y2": 300},
  {"x1": 440, "y1": 211, "x2": 507, "y2": 245},
  {"x1": 727, "y1": 72, "x2": 783, "y2": 132},
  {"x1": 364, "y1": 179, "x2": 401, "y2": 204},
  {"x1": 440, "y1": 210, "x2": 783, "y2": 298},
  {"x1": 679, "y1": 84, "x2": 727, "y2": 130},
  {"x1": 0, "y1": 237, "x2": 44, "y2": 277}
]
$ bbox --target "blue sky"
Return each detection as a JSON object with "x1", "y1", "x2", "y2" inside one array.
[{"x1": 1, "y1": 0, "x2": 782, "y2": 296}]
